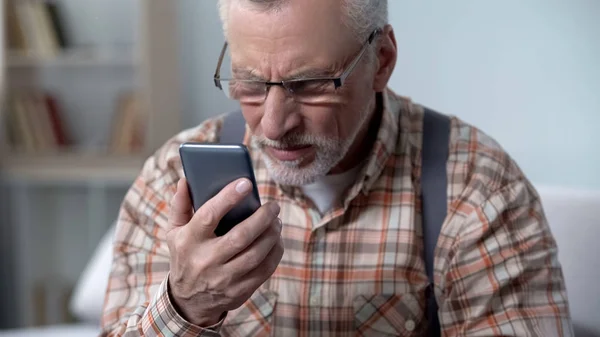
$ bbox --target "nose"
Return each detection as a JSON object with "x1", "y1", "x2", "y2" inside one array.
[{"x1": 260, "y1": 85, "x2": 300, "y2": 140}]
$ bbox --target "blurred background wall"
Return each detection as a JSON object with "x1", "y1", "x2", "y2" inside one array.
[{"x1": 387, "y1": 0, "x2": 600, "y2": 189}]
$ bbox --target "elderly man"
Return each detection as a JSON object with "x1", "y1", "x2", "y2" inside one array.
[{"x1": 101, "y1": 0, "x2": 573, "y2": 336}]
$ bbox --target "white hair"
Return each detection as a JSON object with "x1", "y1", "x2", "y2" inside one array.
[{"x1": 217, "y1": 0, "x2": 388, "y2": 42}]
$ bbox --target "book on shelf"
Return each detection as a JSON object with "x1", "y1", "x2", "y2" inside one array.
[
  {"x1": 4, "y1": 90, "x2": 146, "y2": 156},
  {"x1": 5, "y1": 90, "x2": 71, "y2": 153},
  {"x1": 6, "y1": 0, "x2": 69, "y2": 57},
  {"x1": 108, "y1": 91, "x2": 145, "y2": 155}
]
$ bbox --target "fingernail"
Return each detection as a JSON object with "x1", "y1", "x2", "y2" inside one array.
[
  {"x1": 269, "y1": 202, "x2": 281, "y2": 215},
  {"x1": 236, "y1": 179, "x2": 251, "y2": 194},
  {"x1": 277, "y1": 218, "x2": 283, "y2": 232}
]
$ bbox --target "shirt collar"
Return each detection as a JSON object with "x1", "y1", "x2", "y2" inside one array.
[{"x1": 347, "y1": 88, "x2": 402, "y2": 199}]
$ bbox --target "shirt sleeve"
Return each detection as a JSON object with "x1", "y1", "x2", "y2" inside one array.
[
  {"x1": 99, "y1": 154, "x2": 225, "y2": 337},
  {"x1": 439, "y1": 179, "x2": 574, "y2": 337}
]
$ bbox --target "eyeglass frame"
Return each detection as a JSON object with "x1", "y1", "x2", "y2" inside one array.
[{"x1": 213, "y1": 28, "x2": 382, "y2": 99}]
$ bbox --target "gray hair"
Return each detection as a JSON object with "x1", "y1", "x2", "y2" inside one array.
[{"x1": 217, "y1": 0, "x2": 388, "y2": 43}]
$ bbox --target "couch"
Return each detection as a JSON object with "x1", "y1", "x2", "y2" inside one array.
[{"x1": 0, "y1": 185, "x2": 598, "y2": 336}]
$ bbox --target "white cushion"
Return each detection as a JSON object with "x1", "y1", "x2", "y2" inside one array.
[
  {"x1": 69, "y1": 225, "x2": 116, "y2": 324},
  {"x1": 536, "y1": 185, "x2": 600, "y2": 336}
]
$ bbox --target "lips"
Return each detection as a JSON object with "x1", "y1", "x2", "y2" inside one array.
[{"x1": 266, "y1": 145, "x2": 313, "y2": 162}]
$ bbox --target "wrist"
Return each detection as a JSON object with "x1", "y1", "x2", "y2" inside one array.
[
  {"x1": 167, "y1": 276, "x2": 225, "y2": 327},
  {"x1": 193, "y1": 311, "x2": 227, "y2": 328}
]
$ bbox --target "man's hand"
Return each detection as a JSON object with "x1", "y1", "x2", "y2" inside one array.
[{"x1": 166, "y1": 178, "x2": 284, "y2": 327}]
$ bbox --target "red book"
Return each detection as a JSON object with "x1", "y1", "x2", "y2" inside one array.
[{"x1": 44, "y1": 94, "x2": 69, "y2": 146}]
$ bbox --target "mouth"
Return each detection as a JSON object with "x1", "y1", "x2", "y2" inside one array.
[{"x1": 265, "y1": 144, "x2": 314, "y2": 162}]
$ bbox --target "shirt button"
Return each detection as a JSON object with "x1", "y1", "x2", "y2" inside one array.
[
  {"x1": 310, "y1": 296, "x2": 319, "y2": 306},
  {"x1": 405, "y1": 319, "x2": 416, "y2": 332}
]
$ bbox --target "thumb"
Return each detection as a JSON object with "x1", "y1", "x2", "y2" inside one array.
[
  {"x1": 188, "y1": 178, "x2": 253, "y2": 238},
  {"x1": 169, "y1": 178, "x2": 194, "y2": 228}
]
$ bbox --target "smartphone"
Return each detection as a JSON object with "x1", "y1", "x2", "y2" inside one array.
[{"x1": 179, "y1": 142, "x2": 261, "y2": 236}]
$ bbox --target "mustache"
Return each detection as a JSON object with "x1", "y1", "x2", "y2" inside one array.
[{"x1": 252, "y1": 133, "x2": 335, "y2": 149}]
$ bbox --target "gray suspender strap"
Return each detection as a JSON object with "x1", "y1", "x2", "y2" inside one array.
[
  {"x1": 421, "y1": 108, "x2": 451, "y2": 337},
  {"x1": 217, "y1": 108, "x2": 451, "y2": 336},
  {"x1": 219, "y1": 110, "x2": 246, "y2": 144}
]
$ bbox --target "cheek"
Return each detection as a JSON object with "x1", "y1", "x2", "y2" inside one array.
[
  {"x1": 241, "y1": 106, "x2": 263, "y2": 133},
  {"x1": 297, "y1": 103, "x2": 360, "y2": 141},
  {"x1": 298, "y1": 85, "x2": 372, "y2": 140},
  {"x1": 299, "y1": 105, "x2": 340, "y2": 136},
  {"x1": 333, "y1": 83, "x2": 374, "y2": 137}
]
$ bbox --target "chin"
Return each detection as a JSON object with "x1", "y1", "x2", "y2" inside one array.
[
  {"x1": 261, "y1": 151, "x2": 341, "y2": 186},
  {"x1": 251, "y1": 129, "x2": 357, "y2": 186}
]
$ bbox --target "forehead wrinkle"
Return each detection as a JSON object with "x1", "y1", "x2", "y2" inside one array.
[
  {"x1": 227, "y1": 28, "x2": 357, "y2": 81},
  {"x1": 226, "y1": 1, "x2": 359, "y2": 82}
]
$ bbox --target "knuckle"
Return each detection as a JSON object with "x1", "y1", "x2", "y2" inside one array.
[
  {"x1": 169, "y1": 194, "x2": 178, "y2": 208},
  {"x1": 226, "y1": 231, "x2": 246, "y2": 251},
  {"x1": 215, "y1": 272, "x2": 234, "y2": 288},
  {"x1": 259, "y1": 205, "x2": 277, "y2": 221},
  {"x1": 170, "y1": 230, "x2": 190, "y2": 252},
  {"x1": 263, "y1": 228, "x2": 280, "y2": 247},
  {"x1": 223, "y1": 287, "x2": 241, "y2": 301},
  {"x1": 192, "y1": 253, "x2": 210, "y2": 272},
  {"x1": 274, "y1": 241, "x2": 285, "y2": 263},
  {"x1": 168, "y1": 193, "x2": 178, "y2": 209},
  {"x1": 244, "y1": 251, "x2": 261, "y2": 269},
  {"x1": 203, "y1": 248, "x2": 219, "y2": 265},
  {"x1": 222, "y1": 192, "x2": 238, "y2": 209},
  {"x1": 268, "y1": 224, "x2": 281, "y2": 239},
  {"x1": 199, "y1": 204, "x2": 219, "y2": 226}
]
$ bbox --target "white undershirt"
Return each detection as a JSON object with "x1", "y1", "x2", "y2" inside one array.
[{"x1": 300, "y1": 165, "x2": 363, "y2": 214}]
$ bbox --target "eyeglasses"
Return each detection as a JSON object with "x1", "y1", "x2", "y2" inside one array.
[{"x1": 213, "y1": 28, "x2": 382, "y2": 104}]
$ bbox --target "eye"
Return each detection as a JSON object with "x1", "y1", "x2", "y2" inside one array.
[
  {"x1": 286, "y1": 79, "x2": 331, "y2": 95},
  {"x1": 226, "y1": 80, "x2": 265, "y2": 101}
]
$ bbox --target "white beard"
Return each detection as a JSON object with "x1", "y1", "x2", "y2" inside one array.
[{"x1": 251, "y1": 110, "x2": 371, "y2": 186}]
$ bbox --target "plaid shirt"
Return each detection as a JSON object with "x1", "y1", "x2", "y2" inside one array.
[{"x1": 101, "y1": 89, "x2": 573, "y2": 337}]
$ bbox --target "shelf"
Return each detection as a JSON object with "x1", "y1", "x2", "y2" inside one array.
[
  {"x1": 0, "y1": 152, "x2": 145, "y2": 186},
  {"x1": 6, "y1": 48, "x2": 138, "y2": 68}
]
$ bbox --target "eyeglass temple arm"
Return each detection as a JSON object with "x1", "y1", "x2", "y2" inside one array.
[
  {"x1": 214, "y1": 42, "x2": 229, "y2": 90},
  {"x1": 337, "y1": 29, "x2": 382, "y2": 88}
]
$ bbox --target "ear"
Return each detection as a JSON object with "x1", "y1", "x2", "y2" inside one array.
[{"x1": 372, "y1": 24, "x2": 398, "y2": 92}]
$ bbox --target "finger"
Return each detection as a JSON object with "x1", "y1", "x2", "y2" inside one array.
[
  {"x1": 169, "y1": 178, "x2": 193, "y2": 228},
  {"x1": 224, "y1": 217, "x2": 282, "y2": 277},
  {"x1": 188, "y1": 178, "x2": 255, "y2": 238},
  {"x1": 217, "y1": 202, "x2": 280, "y2": 261},
  {"x1": 228, "y1": 236, "x2": 284, "y2": 297}
]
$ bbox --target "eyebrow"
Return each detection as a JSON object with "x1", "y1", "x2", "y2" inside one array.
[
  {"x1": 231, "y1": 68, "x2": 264, "y2": 81},
  {"x1": 288, "y1": 67, "x2": 339, "y2": 80},
  {"x1": 232, "y1": 64, "x2": 341, "y2": 82}
]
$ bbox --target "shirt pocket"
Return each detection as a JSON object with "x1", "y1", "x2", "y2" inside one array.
[
  {"x1": 221, "y1": 289, "x2": 278, "y2": 337},
  {"x1": 353, "y1": 293, "x2": 426, "y2": 337}
]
